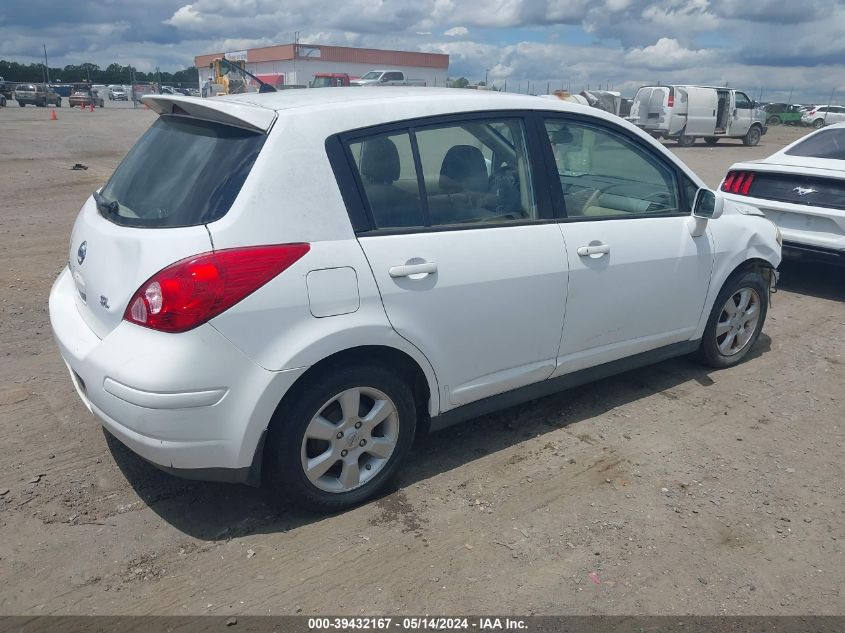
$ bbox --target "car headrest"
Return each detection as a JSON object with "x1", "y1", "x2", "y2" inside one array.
[
  {"x1": 360, "y1": 137, "x2": 401, "y2": 185},
  {"x1": 439, "y1": 145, "x2": 489, "y2": 194}
]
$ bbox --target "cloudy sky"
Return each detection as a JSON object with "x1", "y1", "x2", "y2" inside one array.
[{"x1": 2, "y1": 0, "x2": 844, "y2": 102}]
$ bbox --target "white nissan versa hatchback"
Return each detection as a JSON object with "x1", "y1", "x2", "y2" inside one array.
[{"x1": 49, "y1": 89, "x2": 781, "y2": 512}]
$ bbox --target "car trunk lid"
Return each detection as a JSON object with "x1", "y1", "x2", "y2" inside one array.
[{"x1": 68, "y1": 105, "x2": 272, "y2": 339}]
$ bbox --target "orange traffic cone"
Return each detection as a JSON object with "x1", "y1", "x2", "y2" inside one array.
[
  {"x1": 89, "y1": 103, "x2": 94, "y2": 112},
  {"x1": 50, "y1": 110, "x2": 57, "y2": 121}
]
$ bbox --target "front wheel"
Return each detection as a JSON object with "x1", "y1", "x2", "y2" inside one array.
[
  {"x1": 767, "y1": 116, "x2": 781, "y2": 125},
  {"x1": 265, "y1": 364, "x2": 417, "y2": 512},
  {"x1": 56, "y1": 98, "x2": 61, "y2": 107},
  {"x1": 742, "y1": 126, "x2": 761, "y2": 146},
  {"x1": 812, "y1": 118, "x2": 825, "y2": 129},
  {"x1": 696, "y1": 269, "x2": 769, "y2": 368}
]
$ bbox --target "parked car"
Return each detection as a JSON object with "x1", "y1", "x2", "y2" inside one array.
[
  {"x1": 109, "y1": 87, "x2": 128, "y2": 101},
  {"x1": 763, "y1": 103, "x2": 803, "y2": 126},
  {"x1": 628, "y1": 85, "x2": 767, "y2": 146},
  {"x1": 350, "y1": 70, "x2": 426, "y2": 86},
  {"x1": 0, "y1": 76, "x2": 8, "y2": 106},
  {"x1": 721, "y1": 122, "x2": 845, "y2": 263},
  {"x1": 69, "y1": 86, "x2": 104, "y2": 108},
  {"x1": 14, "y1": 83, "x2": 62, "y2": 107},
  {"x1": 802, "y1": 105, "x2": 845, "y2": 128},
  {"x1": 49, "y1": 89, "x2": 781, "y2": 512}
]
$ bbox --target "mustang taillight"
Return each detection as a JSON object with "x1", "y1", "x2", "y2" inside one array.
[
  {"x1": 721, "y1": 170, "x2": 756, "y2": 195},
  {"x1": 124, "y1": 244, "x2": 310, "y2": 333}
]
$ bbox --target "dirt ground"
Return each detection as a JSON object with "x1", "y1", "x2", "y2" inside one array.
[{"x1": 0, "y1": 104, "x2": 843, "y2": 616}]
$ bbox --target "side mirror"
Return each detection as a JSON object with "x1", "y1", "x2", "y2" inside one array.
[{"x1": 692, "y1": 188, "x2": 724, "y2": 220}]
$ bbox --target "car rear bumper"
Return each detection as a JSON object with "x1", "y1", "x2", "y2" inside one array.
[
  {"x1": 49, "y1": 267, "x2": 307, "y2": 480},
  {"x1": 722, "y1": 193, "x2": 845, "y2": 256}
]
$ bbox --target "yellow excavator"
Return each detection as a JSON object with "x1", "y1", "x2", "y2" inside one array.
[{"x1": 209, "y1": 58, "x2": 277, "y2": 96}]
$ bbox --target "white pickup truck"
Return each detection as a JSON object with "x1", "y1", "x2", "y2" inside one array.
[{"x1": 351, "y1": 70, "x2": 426, "y2": 87}]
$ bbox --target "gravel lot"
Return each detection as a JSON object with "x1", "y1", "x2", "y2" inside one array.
[{"x1": 0, "y1": 103, "x2": 842, "y2": 616}]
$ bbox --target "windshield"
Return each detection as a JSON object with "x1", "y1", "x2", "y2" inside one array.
[
  {"x1": 99, "y1": 116, "x2": 266, "y2": 228},
  {"x1": 18, "y1": 85, "x2": 35, "y2": 91},
  {"x1": 361, "y1": 72, "x2": 381, "y2": 80},
  {"x1": 785, "y1": 128, "x2": 845, "y2": 160}
]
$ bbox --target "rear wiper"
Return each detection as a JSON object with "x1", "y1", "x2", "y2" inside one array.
[{"x1": 93, "y1": 190, "x2": 119, "y2": 216}]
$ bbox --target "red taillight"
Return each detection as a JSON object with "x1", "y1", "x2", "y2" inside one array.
[
  {"x1": 124, "y1": 244, "x2": 310, "y2": 333},
  {"x1": 667, "y1": 94, "x2": 674, "y2": 107},
  {"x1": 721, "y1": 170, "x2": 756, "y2": 195}
]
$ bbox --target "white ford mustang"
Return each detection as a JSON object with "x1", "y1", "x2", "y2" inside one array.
[{"x1": 721, "y1": 122, "x2": 845, "y2": 263}]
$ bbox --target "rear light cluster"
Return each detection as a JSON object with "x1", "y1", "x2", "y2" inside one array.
[
  {"x1": 721, "y1": 170, "x2": 756, "y2": 195},
  {"x1": 667, "y1": 94, "x2": 674, "y2": 107},
  {"x1": 124, "y1": 244, "x2": 310, "y2": 333}
]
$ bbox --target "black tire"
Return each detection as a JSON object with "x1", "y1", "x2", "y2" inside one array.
[
  {"x1": 99, "y1": 100, "x2": 104, "y2": 108},
  {"x1": 812, "y1": 118, "x2": 825, "y2": 129},
  {"x1": 677, "y1": 133, "x2": 696, "y2": 147},
  {"x1": 0, "y1": 96, "x2": 5, "y2": 107},
  {"x1": 704, "y1": 137, "x2": 719, "y2": 146},
  {"x1": 56, "y1": 98, "x2": 61, "y2": 107},
  {"x1": 265, "y1": 364, "x2": 417, "y2": 512},
  {"x1": 742, "y1": 125, "x2": 761, "y2": 147},
  {"x1": 18, "y1": 101, "x2": 25, "y2": 107},
  {"x1": 696, "y1": 269, "x2": 769, "y2": 369},
  {"x1": 767, "y1": 116, "x2": 781, "y2": 125}
]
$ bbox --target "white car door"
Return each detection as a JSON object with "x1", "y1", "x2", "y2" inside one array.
[
  {"x1": 543, "y1": 117, "x2": 713, "y2": 375},
  {"x1": 729, "y1": 91, "x2": 754, "y2": 137},
  {"x1": 682, "y1": 87, "x2": 718, "y2": 136},
  {"x1": 344, "y1": 116, "x2": 568, "y2": 410}
]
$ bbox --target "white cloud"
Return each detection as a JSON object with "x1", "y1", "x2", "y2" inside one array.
[
  {"x1": 625, "y1": 37, "x2": 715, "y2": 70},
  {"x1": 444, "y1": 26, "x2": 469, "y2": 37}
]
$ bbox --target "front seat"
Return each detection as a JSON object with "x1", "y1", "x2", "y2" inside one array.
[
  {"x1": 438, "y1": 145, "x2": 489, "y2": 194},
  {"x1": 359, "y1": 137, "x2": 422, "y2": 228}
]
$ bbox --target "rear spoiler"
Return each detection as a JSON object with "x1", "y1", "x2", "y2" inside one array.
[{"x1": 141, "y1": 94, "x2": 277, "y2": 134}]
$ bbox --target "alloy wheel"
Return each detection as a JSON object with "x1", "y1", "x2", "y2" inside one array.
[
  {"x1": 300, "y1": 387, "x2": 400, "y2": 493},
  {"x1": 715, "y1": 287, "x2": 761, "y2": 356}
]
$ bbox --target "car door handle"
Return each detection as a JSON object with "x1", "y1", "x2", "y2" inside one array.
[
  {"x1": 388, "y1": 262, "x2": 438, "y2": 278},
  {"x1": 577, "y1": 244, "x2": 610, "y2": 257}
]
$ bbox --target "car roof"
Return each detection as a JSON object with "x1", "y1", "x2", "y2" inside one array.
[
  {"x1": 142, "y1": 88, "x2": 707, "y2": 187},
  {"x1": 223, "y1": 86, "x2": 605, "y2": 116},
  {"x1": 146, "y1": 88, "x2": 617, "y2": 133}
]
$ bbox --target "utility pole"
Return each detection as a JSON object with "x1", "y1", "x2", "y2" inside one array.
[
  {"x1": 43, "y1": 44, "x2": 50, "y2": 84},
  {"x1": 293, "y1": 31, "x2": 299, "y2": 86},
  {"x1": 484, "y1": 68, "x2": 489, "y2": 86}
]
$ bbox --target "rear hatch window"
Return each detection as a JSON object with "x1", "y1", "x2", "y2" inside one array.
[
  {"x1": 99, "y1": 115, "x2": 265, "y2": 228},
  {"x1": 785, "y1": 128, "x2": 845, "y2": 160}
]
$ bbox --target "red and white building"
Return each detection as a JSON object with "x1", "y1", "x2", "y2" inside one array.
[{"x1": 195, "y1": 43, "x2": 449, "y2": 88}]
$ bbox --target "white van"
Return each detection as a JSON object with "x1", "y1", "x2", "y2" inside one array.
[{"x1": 628, "y1": 85, "x2": 767, "y2": 147}]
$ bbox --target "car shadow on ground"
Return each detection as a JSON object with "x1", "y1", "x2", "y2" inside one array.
[
  {"x1": 108, "y1": 335, "x2": 771, "y2": 540},
  {"x1": 776, "y1": 259, "x2": 845, "y2": 302}
]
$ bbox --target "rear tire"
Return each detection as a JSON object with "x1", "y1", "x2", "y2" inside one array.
[
  {"x1": 265, "y1": 364, "x2": 417, "y2": 512},
  {"x1": 56, "y1": 98, "x2": 61, "y2": 107},
  {"x1": 742, "y1": 126, "x2": 761, "y2": 146},
  {"x1": 767, "y1": 116, "x2": 781, "y2": 125},
  {"x1": 696, "y1": 269, "x2": 768, "y2": 369},
  {"x1": 18, "y1": 101, "x2": 25, "y2": 107},
  {"x1": 704, "y1": 137, "x2": 719, "y2": 146},
  {"x1": 812, "y1": 118, "x2": 825, "y2": 129},
  {"x1": 677, "y1": 133, "x2": 696, "y2": 147}
]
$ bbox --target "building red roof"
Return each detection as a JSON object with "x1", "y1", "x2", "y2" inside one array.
[{"x1": 196, "y1": 43, "x2": 448, "y2": 70}]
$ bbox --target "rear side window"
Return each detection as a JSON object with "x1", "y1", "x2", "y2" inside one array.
[
  {"x1": 99, "y1": 116, "x2": 265, "y2": 228},
  {"x1": 346, "y1": 117, "x2": 537, "y2": 230},
  {"x1": 785, "y1": 128, "x2": 845, "y2": 160}
]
